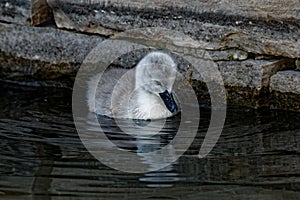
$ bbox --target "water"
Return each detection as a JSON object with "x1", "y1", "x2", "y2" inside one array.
[{"x1": 0, "y1": 82, "x2": 299, "y2": 199}]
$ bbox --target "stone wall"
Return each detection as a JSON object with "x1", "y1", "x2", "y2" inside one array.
[{"x1": 0, "y1": 0, "x2": 300, "y2": 111}]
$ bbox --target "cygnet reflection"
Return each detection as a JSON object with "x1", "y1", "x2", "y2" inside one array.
[{"x1": 97, "y1": 114, "x2": 180, "y2": 172}]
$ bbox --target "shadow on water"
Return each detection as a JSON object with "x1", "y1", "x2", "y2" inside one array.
[{"x1": 0, "y1": 82, "x2": 299, "y2": 199}]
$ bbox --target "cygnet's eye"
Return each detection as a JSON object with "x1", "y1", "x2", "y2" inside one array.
[{"x1": 153, "y1": 80, "x2": 162, "y2": 86}]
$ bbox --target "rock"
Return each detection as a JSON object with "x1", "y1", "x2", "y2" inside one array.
[
  {"x1": 48, "y1": 0, "x2": 300, "y2": 58},
  {"x1": 217, "y1": 59, "x2": 295, "y2": 108},
  {"x1": 218, "y1": 59, "x2": 295, "y2": 90},
  {"x1": 0, "y1": 22, "x2": 104, "y2": 87},
  {"x1": 0, "y1": 0, "x2": 52, "y2": 25},
  {"x1": 47, "y1": 0, "x2": 118, "y2": 35},
  {"x1": 0, "y1": 18, "x2": 298, "y2": 110},
  {"x1": 270, "y1": 70, "x2": 300, "y2": 94},
  {"x1": 270, "y1": 70, "x2": 300, "y2": 111},
  {"x1": 48, "y1": 0, "x2": 300, "y2": 25}
]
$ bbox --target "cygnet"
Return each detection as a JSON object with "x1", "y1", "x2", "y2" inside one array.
[{"x1": 87, "y1": 51, "x2": 178, "y2": 119}]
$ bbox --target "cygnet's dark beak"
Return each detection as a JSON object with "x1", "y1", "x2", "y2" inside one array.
[{"x1": 159, "y1": 90, "x2": 178, "y2": 113}]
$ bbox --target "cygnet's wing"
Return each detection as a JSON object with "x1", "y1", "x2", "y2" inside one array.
[
  {"x1": 87, "y1": 67, "x2": 134, "y2": 118},
  {"x1": 110, "y1": 69, "x2": 136, "y2": 118}
]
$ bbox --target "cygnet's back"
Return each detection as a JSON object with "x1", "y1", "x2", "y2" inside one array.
[{"x1": 87, "y1": 51, "x2": 178, "y2": 119}]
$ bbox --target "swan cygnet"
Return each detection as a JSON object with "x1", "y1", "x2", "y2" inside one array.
[{"x1": 87, "y1": 51, "x2": 179, "y2": 120}]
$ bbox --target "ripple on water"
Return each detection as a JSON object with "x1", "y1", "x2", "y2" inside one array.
[{"x1": 0, "y1": 83, "x2": 299, "y2": 198}]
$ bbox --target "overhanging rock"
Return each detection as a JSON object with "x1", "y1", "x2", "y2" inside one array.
[{"x1": 47, "y1": 0, "x2": 300, "y2": 58}]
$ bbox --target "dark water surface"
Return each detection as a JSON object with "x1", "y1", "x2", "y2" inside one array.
[{"x1": 0, "y1": 83, "x2": 299, "y2": 199}]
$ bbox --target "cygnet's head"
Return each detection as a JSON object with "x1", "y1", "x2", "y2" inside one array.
[{"x1": 135, "y1": 51, "x2": 178, "y2": 113}]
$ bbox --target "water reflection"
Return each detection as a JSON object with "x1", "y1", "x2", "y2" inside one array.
[
  {"x1": 0, "y1": 83, "x2": 299, "y2": 199},
  {"x1": 78, "y1": 112, "x2": 183, "y2": 174},
  {"x1": 97, "y1": 115, "x2": 179, "y2": 153},
  {"x1": 97, "y1": 115, "x2": 181, "y2": 187}
]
